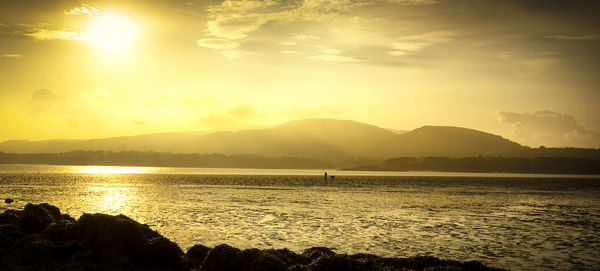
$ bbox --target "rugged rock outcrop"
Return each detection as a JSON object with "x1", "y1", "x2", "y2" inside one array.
[{"x1": 0, "y1": 203, "x2": 505, "y2": 271}]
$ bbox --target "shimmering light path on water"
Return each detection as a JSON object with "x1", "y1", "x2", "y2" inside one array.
[{"x1": 1, "y1": 165, "x2": 599, "y2": 271}]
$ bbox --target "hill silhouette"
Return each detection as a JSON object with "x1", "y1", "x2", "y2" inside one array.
[
  {"x1": 1, "y1": 118, "x2": 598, "y2": 161},
  {"x1": 379, "y1": 126, "x2": 526, "y2": 158}
]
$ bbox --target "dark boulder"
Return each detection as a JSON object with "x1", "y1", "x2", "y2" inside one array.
[
  {"x1": 0, "y1": 209, "x2": 21, "y2": 225},
  {"x1": 41, "y1": 220, "x2": 79, "y2": 242},
  {"x1": 201, "y1": 244, "x2": 242, "y2": 271},
  {"x1": 146, "y1": 236, "x2": 185, "y2": 268},
  {"x1": 249, "y1": 254, "x2": 287, "y2": 271},
  {"x1": 77, "y1": 212, "x2": 184, "y2": 267},
  {"x1": 302, "y1": 247, "x2": 336, "y2": 261},
  {"x1": 186, "y1": 244, "x2": 211, "y2": 269},
  {"x1": 424, "y1": 266, "x2": 466, "y2": 271},
  {"x1": 19, "y1": 203, "x2": 62, "y2": 233},
  {"x1": 240, "y1": 248, "x2": 262, "y2": 267},
  {"x1": 306, "y1": 255, "x2": 363, "y2": 271},
  {"x1": 263, "y1": 248, "x2": 309, "y2": 266},
  {"x1": 77, "y1": 213, "x2": 158, "y2": 253}
]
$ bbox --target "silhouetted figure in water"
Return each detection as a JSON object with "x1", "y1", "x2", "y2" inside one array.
[
  {"x1": 330, "y1": 175, "x2": 335, "y2": 180},
  {"x1": 5, "y1": 198, "x2": 13, "y2": 204},
  {"x1": 324, "y1": 172, "x2": 327, "y2": 180}
]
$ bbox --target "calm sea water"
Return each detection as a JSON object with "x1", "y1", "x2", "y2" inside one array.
[{"x1": 1, "y1": 164, "x2": 599, "y2": 270}]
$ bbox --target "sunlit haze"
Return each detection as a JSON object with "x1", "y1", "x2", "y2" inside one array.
[{"x1": 1, "y1": 0, "x2": 599, "y2": 148}]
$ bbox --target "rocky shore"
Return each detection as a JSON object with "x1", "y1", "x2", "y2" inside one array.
[{"x1": 0, "y1": 203, "x2": 505, "y2": 271}]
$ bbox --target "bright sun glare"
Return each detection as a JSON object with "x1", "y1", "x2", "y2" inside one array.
[{"x1": 84, "y1": 12, "x2": 138, "y2": 52}]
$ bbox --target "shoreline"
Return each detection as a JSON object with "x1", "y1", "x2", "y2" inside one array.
[{"x1": 1, "y1": 203, "x2": 505, "y2": 271}]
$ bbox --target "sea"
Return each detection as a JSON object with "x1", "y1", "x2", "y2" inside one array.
[{"x1": 1, "y1": 164, "x2": 599, "y2": 270}]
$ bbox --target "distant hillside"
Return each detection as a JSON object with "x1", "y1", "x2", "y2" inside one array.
[
  {"x1": 0, "y1": 131, "x2": 210, "y2": 153},
  {"x1": 1, "y1": 118, "x2": 599, "y2": 162},
  {"x1": 379, "y1": 126, "x2": 527, "y2": 158}
]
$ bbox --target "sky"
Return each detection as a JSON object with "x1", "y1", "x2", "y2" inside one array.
[{"x1": 0, "y1": 0, "x2": 599, "y2": 148}]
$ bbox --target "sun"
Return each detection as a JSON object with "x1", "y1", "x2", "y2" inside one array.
[{"x1": 84, "y1": 12, "x2": 139, "y2": 53}]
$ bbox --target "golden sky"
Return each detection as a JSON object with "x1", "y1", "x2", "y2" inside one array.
[{"x1": 1, "y1": 0, "x2": 599, "y2": 148}]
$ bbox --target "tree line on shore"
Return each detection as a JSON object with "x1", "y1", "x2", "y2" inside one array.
[{"x1": 380, "y1": 156, "x2": 600, "y2": 174}]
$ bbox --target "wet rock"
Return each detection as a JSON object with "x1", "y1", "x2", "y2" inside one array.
[
  {"x1": 201, "y1": 244, "x2": 242, "y2": 271},
  {"x1": 306, "y1": 255, "x2": 363, "y2": 271},
  {"x1": 186, "y1": 244, "x2": 211, "y2": 269},
  {"x1": 463, "y1": 260, "x2": 494, "y2": 271},
  {"x1": 146, "y1": 236, "x2": 184, "y2": 268},
  {"x1": 0, "y1": 209, "x2": 21, "y2": 225},
  {"x1": 20, "y1": 203, "x2": 62, "y2": 233},
  {"x1": 289, "y1": 265, "x2": 306, "y2": 271},
  {"x1": 424, "y1": 266, "x2": 466, "y2": 271},
  {"x1": 77, "y1": 213, "x2": 159, "y2": 256},
  {"x1": 302, "y1": 247, "x2": 336, "y2": 261},
  {"x1": 5, "y1": 198, "x2": 14, "y2": 203},
  {"x1": 41, "y1": 220, "x2": 79, "y2": 242},
  {"x1": 263, "y1": 248, "x2": 309, "y2": 266},
  {"x1": 240, "y1": 248, "x2": 262, "y2": 267},
  {"x1": 249, "y1": 254, "x2": 287, "y2": 271}
]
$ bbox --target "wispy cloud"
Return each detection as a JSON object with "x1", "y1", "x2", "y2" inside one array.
[
  {"x1": 1, "y1": 54, "x2": 22, "y2": 58},
  {"x1": 499, "y1": 51, "x2": 557, "y2": 77},
  {"x1": 388, "y1": 31, "x2": 453, "y2": 56},
  {"x1": 545, "y1": 34, "x2": 600, "y2": 41},
  {"x1": 307, "y1": 54, "x2": 365, "y2": 63},
  {"x1": 64, "y1": 5, "x2": 99, "y2": 16},
  {"x1": 24, "y1": 29, "x2": 84, "y2": 41},
  {"x1": 196, "y1": 38, "x2": 240, "y2": 49}
]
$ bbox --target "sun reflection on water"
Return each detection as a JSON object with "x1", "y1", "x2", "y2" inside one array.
[{"x1": 86, "y1": 183, "x2": 142, "y2": 220}]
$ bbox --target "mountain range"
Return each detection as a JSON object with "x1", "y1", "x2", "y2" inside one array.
[{"x1": 1, "y1": 118, "x2": 598, "y2": 161}]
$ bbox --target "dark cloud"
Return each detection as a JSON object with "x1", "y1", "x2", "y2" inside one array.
[{"x1": 499, "y1": 110, "x2": 600, "y2": 148}]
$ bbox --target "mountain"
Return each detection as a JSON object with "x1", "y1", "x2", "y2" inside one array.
[
  {"x1": 2, "y1": 118, "x2": 598, "y2": 162},
  {"x1": 378, "y1": 126, "x2": 527, "y2": 158}
]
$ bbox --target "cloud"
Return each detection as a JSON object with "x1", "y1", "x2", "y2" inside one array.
[
  {"x1": 32, "y1": 89, "x2": 66, "y2": 102},
  {"x1": 24, "y1": 29, "x2": 84, "y2": 41},
  {"x1": 389, "y1": 31, "x2": 453, "y2": 56},
  {"x1": 499, "y1": 110, "x2": 600, "y2": 148},
  {"x1": 544, "y1": 34, "x2": 600, "y2": 41},
  {"x1": 499, "y1": 51, "x2": 558, "y2": 77},
  {"x1": 1, "y1": 54, "x2": 22, "y2": 58},
  {"x1": 30, "y1": 89, "x2": 68, "y2": 116},
  {"x1": 196, "y1": 38, "x2": 240, "y2": 49},
  {"x1": 64, "y1": 5, "x2": 99, "y2": 16},
  {"x1": 307, "y1": 54, "x2": 365, "y2": 63}
]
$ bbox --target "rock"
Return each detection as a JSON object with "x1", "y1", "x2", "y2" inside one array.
[
  {"x1": 249, "y1": 254, "x2": 287, "y2": 271},
  {"x1": 41, "y1": 220, "x2": 79, "y2": 242},
  {"x1": 289, "y1": 265, "x2": 306, "y2": 271},
  {"x1": 306, "y1": 255, "x2": 363, "y2": 271},
  {"x1": 0, "y1": 209, "x2": 21, "y2": 225},
  {"x1": 263, "y1": 248, "x2": 309, "y2": 266},
  {"x1": 19, "y1": 203, "x2": 63, "y2": 233},
  {"x1": 201, "y1": 244, "x2": 242, "y2": 271},
  {"x1": 77, "y1": 213, "x2": 158, "y2": 254},
  {"x1": 424, "y1": 266, "x2": 466, "y2": 271},
  {"x1": 302, "y1": 247, "x2": 336, "y2": 261},
  {"x1": 186, "y1": 244, "x2": 211, "y2": 269},
  {"x1": 146, "y1": 236, "x2": 184, "y2": 268},
  {"x1": 5, "y1": 198, "x2": 13, "y2": 203},
  {"x1": 240, "y1": 248, "x2": 262, "y2": 267}
]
